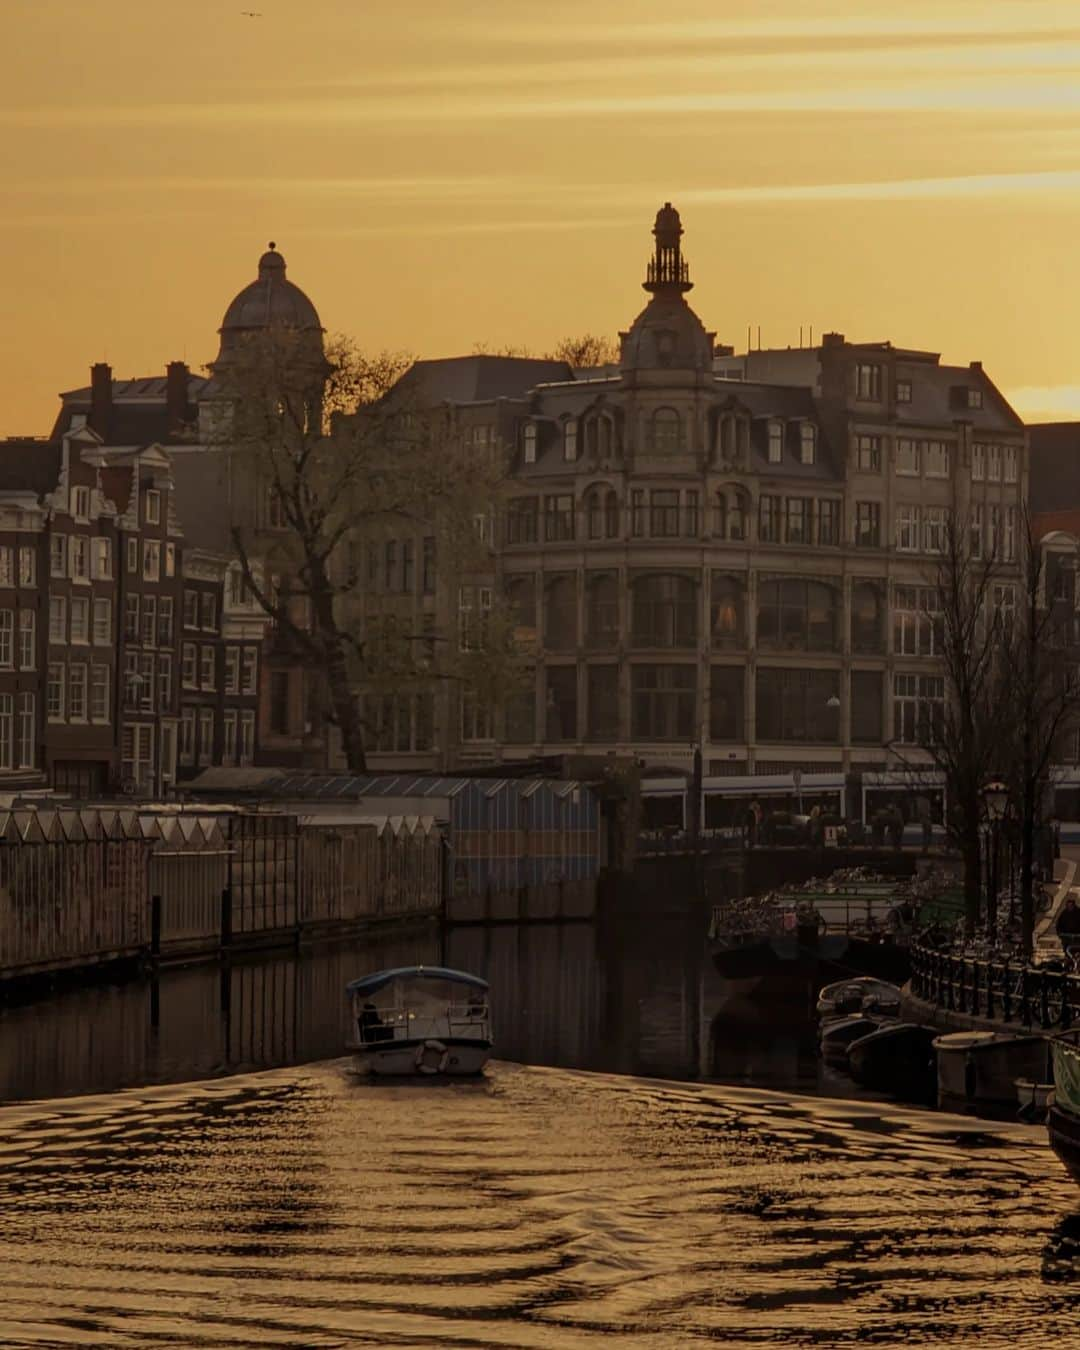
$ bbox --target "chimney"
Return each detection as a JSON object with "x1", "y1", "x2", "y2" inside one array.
[
  {"x1": 89, "y1": 362, "x2": 112, "y2": 437},
  {"x1": 821, "y1": 332, "x2": 845, "y2": 348},
  {"x1": 166, "y1": 360, "x2": 189, "y2": 430}
]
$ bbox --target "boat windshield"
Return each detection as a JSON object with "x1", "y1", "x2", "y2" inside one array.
[{"x1": 352, "y1": 978, "x2": 490, "y2": 1046}]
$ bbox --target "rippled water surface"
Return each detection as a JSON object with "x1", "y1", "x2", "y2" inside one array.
[{"x1": 2, "y1": 1061, "x2": 1079, "y2": 1347}]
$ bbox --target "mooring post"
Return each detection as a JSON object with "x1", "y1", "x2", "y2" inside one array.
[
  {"x1": 220, "y1": 887, "x2": 233, "y2": 950},
  {"x1": 150, "y1": 894, "x2": 161, "y2": 960}
]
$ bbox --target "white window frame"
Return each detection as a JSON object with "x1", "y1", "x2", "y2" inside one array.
[
  {"x1": 16, "y1": 692, "x2": 34, "y2": 768},
  {"x1": 93, "y1": 597, "x2": 112, "y2": 645},
  {"x1": 49, "y1": 595, "x2": 66, "y2": 644},
  {"x1": 895, "y1": 439, "x2": 920, "y2": 477},
  {"x1": 70, "y1": 596, "x2": 89, "y2": 644},
  {"x1": 18, "y1": 547, "x2": 35, "y2": 587},
  {"x1": 241, "y1": 647, "x2": 258, "y2": 695},
  {"x1": 68, "y1": 662, "x2": 88, "y2": 721},
  {"x1": 143, "y1": 539, "x2": 161, "y2": 582},
  {"x1": 90, "y1": 664, "x2": 110, "y2": 723},
  {"x1": 47, "y1": 662, "x2": 65, "y2": 721},
  {"x1": 18, "y1": 608, "x2": 34, "y2": 670},
  {"x1": 799, "y1": 422, "x2": 816, "y2": 466},
  {"x1": 767, "y1": 420, "x2": 783, "y2": 464},
  {"x1": 70, "y1": 535, "x2": 89, "y2": 581},
  {"x1": 0, "y1": 610, "x2": 12, "y2": 669},
  {"x1": 50, "y1": 534, "x2": 67, "y2": 579},
  {"x1": 144, "y1": 489, "x2": 161, "y2": 525}
]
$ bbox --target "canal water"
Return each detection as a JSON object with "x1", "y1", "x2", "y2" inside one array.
[{"x1": 2, "y1": 917, "x2": 1079, "y2": 1346}]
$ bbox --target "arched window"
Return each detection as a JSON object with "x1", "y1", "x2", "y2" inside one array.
[
  {"x1": 757, "y1": 578, "x2": 839, "y2": 652},
  {"x1": 710, "y1": 574, "x2": 745, "y2": 648},
  {"x1": 631, "y1": 574, "x2": 697, "y2": 648},
  {"x1": 650, "y1": 407, "x2": 681, "y2": 453},
  {"x1": 523, "y1": 422, "x2": 537, "y2": 464},
  {"x1": 718, "y1": 416, "x2": 734, "y2": 461},
  {"x1": 714, "y1": 489, "x2": 746, "y2": 541},
  {"x1": 597, "y1": 416, "x2": 613, "y2": 457},
  {"x1": 562, "y1": 418, "x2": 578, "y2": 462}
]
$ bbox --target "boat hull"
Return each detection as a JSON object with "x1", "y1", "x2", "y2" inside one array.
[
  {"x1": 1047, "y1": 1104, "x2": 1080, "y2": 1187},
  {"x1": 819, "y1": 1014, "x2": 890, "y2": 1068},
  {"x1": 351, "y1": 1037, "x2": 493, "y2": 1078},
  {"x1": 934, "y1": 1033, "x2": 1051, "y2": 1116},
  {"x1": 847, "y1": 1023, "x2": 937, "y2": 1102}
]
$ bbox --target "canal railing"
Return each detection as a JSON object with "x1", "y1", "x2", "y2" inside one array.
[{"x1": 910, "y1": 943, "x2": 1080, "y2": 1030}]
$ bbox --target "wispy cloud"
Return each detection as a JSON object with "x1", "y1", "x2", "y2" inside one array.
[{"x1": 1007, "y1": 385, "x2": 1080, "y2": 419}]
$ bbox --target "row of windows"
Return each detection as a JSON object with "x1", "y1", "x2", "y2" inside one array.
[
  {"x1": 46, "y1": 663, "x2": 110, "y2": 723},
  {"x1": 520, "y1": 411, "x2": 820, "y2": 465},
  {"x1": 855, "y1": 363, "x2": 922, "y2": 405},
  {"x1": 123, "y1": 653, "x2": 171, "y2": 714},
  {"x1": 461, "y1": 664, "x2": 933, "y2": 745},
  {"x1": 124, "y1": 595, "x2": 173, "y2": 648},
  {"x1": 179, "y1": 642, "x2": 259, "y2": 694},
  {"x1": 501, "y1": 572, "x2": 982, "y2": 655},
  {"x1": 49, "y1": 596, "x2": 111, "y2": 647},
  {"x1": 179, "y1": 706, "x2": 256, "y2": 768},
  {"x1": 67, "y1": 486, "x2": 161, "y2": 526},
  {"x1": 504, "y1": 493, "x2": 1014, "y2": 552},
  {"x1": 0, "y1": 609, "x2": 36, "y2": 669},
  {"x1": 360, "y1": 536, "x2": 437, "y2": 595},
  {"x1": 0, "y1": 546, "x2": 37, "y2": 589},
  {"x1": 182, "y1": 589, "x2": 218, "y2": 632}
]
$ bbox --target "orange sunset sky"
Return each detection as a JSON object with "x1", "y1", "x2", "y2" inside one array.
[{"x1": 3, "y1": 0, "x2": 1080, "y2": 434}]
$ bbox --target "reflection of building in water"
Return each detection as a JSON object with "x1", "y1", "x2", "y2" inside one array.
[
  {"x1": 0, "y1": 925, "x2": 441, "y2": 1102},
  {"x1": 446, "y1": 924, "x2": 604, "y2": 1068}
]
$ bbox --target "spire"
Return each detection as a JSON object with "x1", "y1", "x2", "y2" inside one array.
[{"x1": 643, "y1": 202, "x2": 692, "y2": 294}]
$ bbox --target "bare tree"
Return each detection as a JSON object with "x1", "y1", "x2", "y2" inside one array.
[
  {"x1": 207, "y1": 330, "x2": 525, "y2": 771},
  {"x1": 891, "y1": 514, "x2": 1011, "y2": 931},
  {"x1": 998, "y1": 516, "x2": 1080, "y2": 956},
  {"x1": 544, "y1": 333, "x2": 621, "y2": 367}
]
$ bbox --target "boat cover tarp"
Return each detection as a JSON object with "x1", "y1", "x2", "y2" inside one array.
[
  {"x1": 1052, "y1": 1038, "x2": 1080, "y2": 1114},
  {"x1": 346, "y1": 965, "x2": 489, "y2": 996}
]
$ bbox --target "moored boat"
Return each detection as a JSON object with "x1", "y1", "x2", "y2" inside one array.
[
  {"x1": 847, "y1": 1022, "x2": 937, "y2": 1101},
  {"x1": 816, "y1": 976, "x2": 902, "y2": 1020},
  {"x1": 933, "y1": 1031, "x2": 1051, "y2": 1117},
  {"x1": 819, "y1": 1013, "x2": 894, "y2": 1068},
  {"x1": 1048, "y1": 1035, "x2": 1080, "y2": 1186},
  {"x1": 346, "y1": 965, "x2": 493, "y2": 1077}
]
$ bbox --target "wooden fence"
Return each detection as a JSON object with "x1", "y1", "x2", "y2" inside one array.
[{"x1": 0, "y1": 808, "x2": 444, "y2": 984}]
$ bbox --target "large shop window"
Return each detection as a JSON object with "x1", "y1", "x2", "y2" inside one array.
[
  {"x1": 851, "y1": 670, "x2": 884, "y2": 743},
  {"x1": 756, "y1": 668, "x2": 841, "y2": 742},
  {"x1": 631, "y1": 574, "x2": 698, "y2": 648},
  {"x1": 757, "y1": 578, "x2": 839, "y2": 652},
  {"x1": 545, "y1": 667, "x2": 578, "y2": 741},
  {"x1": 709, "y1": 667, "x2": 744, "y2": 742},
  {"x1": 631, "y1": 665, "x2": 696, "y2": 740},
  {"x1": 544, "y1": 575, "x2": 577, "y2": 651},
  {"x1": 587, "y1": 665, "x2": 619, "y2": 741},
  {"x1": 710, "y1": 573, "x2": 745, "y2": 648},
  {"x1": 851, "y1": 581, "x2": 885, "y2": 654},
  {"x1": 505, "y1": 688, "x2": 536, "y2": 744},
  {"x1": 586, "y1": 573, "x2": 619, "y2": 648}
]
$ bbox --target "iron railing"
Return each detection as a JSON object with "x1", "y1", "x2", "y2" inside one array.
[{"x1": 910, "y1": 943, "x2": 1080, "y2": 1030}]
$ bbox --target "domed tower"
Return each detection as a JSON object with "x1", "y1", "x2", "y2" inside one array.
[
  {"x1": 211, "y1": 242, "x2": 325, "y2": 371},
  {"x1": 619, "y1": 204, "x2": 715, "y2": 376}
]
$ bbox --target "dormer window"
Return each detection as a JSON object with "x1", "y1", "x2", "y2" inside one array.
[
  {"x1": 967, "y1": 388, "x2": 983, "y2": 410},
  {"x1": 71, "y1": 486, "x2": 91, "y2": 521},
  {"x1": 896, "y1": 379, "x2": 912, "y2": 404},
  {"x1": 856, "y1": 363, "x2": 882, "y2": 401},
  {"x1": 523, "y1": 423, "x2": 537, "y2": 464},
  {"x1": 651, "y1": 408, "x2": 680, "y2": 453},
  {"x1": 799, "y1": 423, "x2": 817, "y2": 465},
  {"x1": 144, "y1": 489, "x2": 161, "y2": 525},
  {"x1": 563, "y1": 418, "x2": 578, "y2": 462},
  {"x1": 767, "y1": 420, "x2": 784, "y2": 464}
]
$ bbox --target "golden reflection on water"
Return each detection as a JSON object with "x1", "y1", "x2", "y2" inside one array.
[{"x1": 0, "y1": 1062, "x2": 1078, "y2": 1347}]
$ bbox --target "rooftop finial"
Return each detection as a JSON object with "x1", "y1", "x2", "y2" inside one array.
[
  {"x1": 258, "y1": 241, "x2": 285, "y2": 278},
  {"x1": 644, "y1": 202, "x2": 692, "y2": 295}
]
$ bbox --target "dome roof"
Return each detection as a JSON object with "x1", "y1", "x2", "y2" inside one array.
[
  {"x1": 218, "y1": 242, "x2": 322, "y2": 336},
  {"x1": 620, "y1": 293, "x2": 714, "y2": 372}
]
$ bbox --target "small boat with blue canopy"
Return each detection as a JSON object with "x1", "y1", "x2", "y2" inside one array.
[{"x1": 345, "y1": 965, "x2": 493, "y2": 1077}]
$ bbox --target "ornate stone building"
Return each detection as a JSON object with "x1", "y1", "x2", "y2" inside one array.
[{"x1": 381, "y1": 204, "x2": 1027, "y2": 785}]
